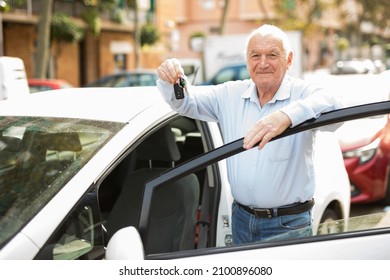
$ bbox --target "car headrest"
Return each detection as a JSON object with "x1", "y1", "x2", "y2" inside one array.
[
  {"x1": 136, "y1": 126, "x2": 180, "y2": 162},
  {"x1": 0, "y1": 136, "x2": 22, "y2": 152},
  {"x1": 42, "y1": 132, "x2": 82, "y2": 152},
  {"x1": 184, "y1": 133, "x2": 202, "y2": 149}
]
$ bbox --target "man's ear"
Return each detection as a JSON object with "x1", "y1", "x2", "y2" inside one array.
[{"x1": 287, "y1": 51, "x2": 293, "y2": 68}]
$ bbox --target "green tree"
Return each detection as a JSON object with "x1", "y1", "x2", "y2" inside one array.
[
  {"x1": 354, "y1": 0, "x2": 390, "y2": 30},
  {"x1": 273, "y1": 0, "x2": 334, "y2": 32},
  {"x1": 140, "y1": 23, "x2": 159, "y2": 47},
  {"x1": 81, "y1": 0, "x2": 117, "y2": 36},
  {"x1": 34, "y1": 0, "x2": 123, "y2": 78},
  {"x1": 0, "y1": 1, "x2": 9, "y2": 12},
  {"x1": 336, "y1": 0, "x2": 390, "y2": 57},
  {"x1": 51, "y1": 13, "x2": 84, "y2": 43}
]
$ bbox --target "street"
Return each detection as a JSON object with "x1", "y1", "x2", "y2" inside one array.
[{"x1": 350, "y1": 202, "x2": 390, "y2": 217}]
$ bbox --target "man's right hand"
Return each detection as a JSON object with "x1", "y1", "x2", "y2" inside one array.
[
  {"x1": 243, "y1": 111, "x2": 292, "y2": 150},
  {"x1": 157, "y1": 58, "x2": 184, "y2": 84}
]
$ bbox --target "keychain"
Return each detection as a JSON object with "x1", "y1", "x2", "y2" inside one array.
[{"x1": 174, "y1": 76, "x2": 188, "y2": 100}]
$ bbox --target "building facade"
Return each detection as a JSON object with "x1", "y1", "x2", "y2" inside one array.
[
  {"x1": 1, "y1": 0, "x2": 387, "y2": 86},
  {"x1": 2, "y1": 0, "x2": 137, "y2": 86}
]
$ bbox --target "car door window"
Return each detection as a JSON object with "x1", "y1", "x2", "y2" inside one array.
[
  {"x1": 35, "y1": 188, "x2": 105, "y2": 260},
  {"x1": 238, "y1": 66, "x2": 250, "y2": 80},
  {"x1": 213, "y1": 68, "x2": 236, "y2": 84},
  {"x1": 137, "y1": 74, "x2": 158, "y2": 86}
]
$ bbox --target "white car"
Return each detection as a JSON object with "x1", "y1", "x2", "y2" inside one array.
[
  {"x1": 0, "y1": 56, "x2": 29, "y2": 100},
  {"x1": 0, "y1": 87, "x2": 387, "y2": 260}
]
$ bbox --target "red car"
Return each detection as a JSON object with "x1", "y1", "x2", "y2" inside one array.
[
  {"x1": 338, "y1": 113, "x2": 390, "y2": 204},
  {"x1": 28, "y1": 78, "x2": 73, "y2": 93}
]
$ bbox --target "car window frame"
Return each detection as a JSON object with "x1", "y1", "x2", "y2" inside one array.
[{"x1": 137, "y1": 101, "x2": 390, "y2": 259}]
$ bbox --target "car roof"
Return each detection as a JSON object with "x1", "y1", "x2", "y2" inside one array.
[
  {"x1": 99, "y1": 69, "x2": 157, "y2": 76},
  {"x1": 220, "y1": 63, "x2": 247, "y2": 68},
  {"x1": 0, "y1": 87, "x2": 169, "y2": 123}
]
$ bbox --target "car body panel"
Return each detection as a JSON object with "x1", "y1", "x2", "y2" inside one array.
[
  {"x1": 184, "y1": 231, "x2": 390, "y2": 259},
  {"x1": 0, "y1": 232, "x2": 40, "y2": 260},
  {"x1": 107, "y1": 226, "x2": 390, "y2": 260},
  {"x1": 0, "y1": 87, "x2": 168, "y2": 123},
  {"x1": 83, "y1": 70, "x2": 158, "y2": 87},
  {"x1": 0, "y1": 56, "x2": 29, "y2": 100},
  {"x1": 311, "y1": 131, "x2": 350, "y2": 230}
]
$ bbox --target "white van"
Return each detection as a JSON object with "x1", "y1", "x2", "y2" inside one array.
[{"x1": 0, "y1": 56, "x2": 29, "y2": 100}]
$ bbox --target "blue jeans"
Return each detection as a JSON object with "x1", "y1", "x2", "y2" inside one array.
[{"x1": 232, "y1": 201, "x2": 313, "y2": 244}]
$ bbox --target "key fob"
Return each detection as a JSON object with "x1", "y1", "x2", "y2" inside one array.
[{"x1": 174, "y1": 83, "x2": 185, "y2": 99}]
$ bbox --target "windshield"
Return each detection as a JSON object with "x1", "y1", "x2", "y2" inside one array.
[{"x1": 0, "y1": 116, "x2": 124, "y2": 248}]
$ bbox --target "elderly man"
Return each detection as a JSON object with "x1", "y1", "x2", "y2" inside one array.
[{"x1": 156, "y1": 24, "x2": 343, "y2": 244}]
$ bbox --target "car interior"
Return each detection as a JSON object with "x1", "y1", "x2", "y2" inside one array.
[
  {"x1": 104, "y1": 124, "x2": 200, "y2": 254},
  {"x1": 97, "y1": 116, "x2": 209, "y2": 255}
]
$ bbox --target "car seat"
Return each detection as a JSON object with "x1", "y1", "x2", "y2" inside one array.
[{"x1": 105, "y1": 125, "x2": 200, "y2": 254}]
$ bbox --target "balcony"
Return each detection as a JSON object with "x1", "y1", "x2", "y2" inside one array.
[
  {"x1": 6, "y1": 0, "x2": 85, "y2": 17},
  {"x1": 2, "y1": 0, "x2": 135, "y2": 30}
]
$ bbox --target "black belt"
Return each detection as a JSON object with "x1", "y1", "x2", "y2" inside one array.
[{"x1": 236, "y1": 199, "x2": 314, "y2": 218}]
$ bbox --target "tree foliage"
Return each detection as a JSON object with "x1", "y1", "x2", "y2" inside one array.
[
  {"x1": 273, "y1": 0, "x2": 390, "y2": 32},
  {"x1": 353, "y1": 0, "x2": 390, "y2": 30},
  {"x1": 82, "y1": 7, "x2": 101, "y2": 36},
  {"x1": 273, "y1": 0, "x2": 336, "y2": 32},
  {"x1": 0, "y1": 0, "x2": 9, "y2": 12},
  {"x1": 80, "y1": 0, "x2": 118, "y2": 35},
  {"x1": 51, "y1": 13, "x2": 85, "y2": 43},
  {"x1": 140, "y1": 23, "x2": 159, "y2": 47}
]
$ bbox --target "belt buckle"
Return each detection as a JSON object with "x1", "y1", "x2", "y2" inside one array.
[{"x1": 253, "y1": 208, "x2": 273, "y2": 218}]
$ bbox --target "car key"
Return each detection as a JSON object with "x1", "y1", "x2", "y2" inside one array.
[{"x1": 173, "y1": 77, "x2": 187, "y2": 100}]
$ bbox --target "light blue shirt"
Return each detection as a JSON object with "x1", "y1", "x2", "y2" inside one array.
[{"x1": 157, "y1": 75, "x2": 344, "y2": 208}]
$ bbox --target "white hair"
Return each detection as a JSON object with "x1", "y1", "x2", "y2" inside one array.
[{"x1": 244, "y1": 24, "x2": 292, "y2": 60}]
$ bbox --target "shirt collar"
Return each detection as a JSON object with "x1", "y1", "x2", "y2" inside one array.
[{"x1": 241, "y1": 75, "x2": 291, "y2": 104}]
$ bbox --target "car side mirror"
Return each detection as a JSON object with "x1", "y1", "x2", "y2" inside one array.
[{"x1": 105, "y1": 227, "x2": 145, "y2": 260}]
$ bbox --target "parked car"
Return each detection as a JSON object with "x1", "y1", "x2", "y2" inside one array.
[
  {"x1": 83, "y1": 70, "x2": 158, "y2": 87},
  {"x1": 28, "y1": 78, "x2": 74, "y2": 93},
  {"x1": 203, "y1": 63, "x2": 250, "y2": 85},
  {"x1": 0, "y1": 87, "x2": 389, "y2": 260},
  {"x1": 305, "y1": 71, "x2": 390, "y2": 205},
  {"x1": 330, "y1": 59, "x2": 376, "y2": 75},
  {"x1": 337, "y1": 107, "x2": 390, "y2": 204},
  {"x1": 0, "y1": 56, "x2": 29, "y2": 100}
]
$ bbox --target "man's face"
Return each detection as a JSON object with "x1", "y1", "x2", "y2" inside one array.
[{"x1": 246, "y1": 35, "x2": 292, "y2": 93}]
